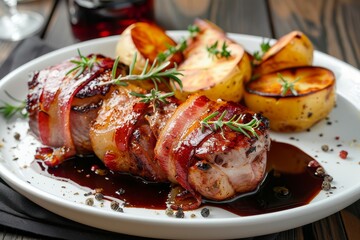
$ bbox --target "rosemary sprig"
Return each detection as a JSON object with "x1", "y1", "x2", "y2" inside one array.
[
  {"x1": 206, "y1": 41, "x2": 231, "y2": 59},
  {"x1": 108, "y1": 53, "x2": 183, "y2": 90},
  {"x1": 156, "y1": 24, "x2": 200, "y2": 63},
  {"x1": 253, "y1": 40, "x2": 271, "y2": 61},
  {"x1": 0, "y1": 91, "x2": 27, "y2": 119},
  {"x1": 200, "y1": 110, "x2": 261, "y2": 138},
  {"x1": 66, "y1": 49, "x2": 98, "y2": 78},
  {"x1": 129, "y1": 89, "x2": 174, "y2": 111},
  {"x1": 278, "y1": 73, "x2": 301, "y2": 96}
]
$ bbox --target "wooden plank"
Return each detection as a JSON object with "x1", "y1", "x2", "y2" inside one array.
[
  {"x1": 268, "y1": 0, "x2": 360, "y2": 68},
  {"x1": 277, "y1": 227, "x2": 304, "y2": 240},
  {"x1": 155, "y1": 0, "x2": 272, "y2": 37},
  {"x1": 341, "y1": 200, "x2": 360, "y2": 240},
  {"x1": 312, "y1": 213, "x2": 348, "y2": 239}
]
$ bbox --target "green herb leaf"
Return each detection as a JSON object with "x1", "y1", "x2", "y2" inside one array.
[
  {"x1": 206, "y1": 41, "x2": 232, "y2": 59},
  {"x1": 187, "y1": 24, "x2": 200, "y2": 37},
  {"x1": 156, "y1": 40, "x2": 187, "y2": 63},
  {"x1": 66, "y1": 49, "x2": 98, "y2": 78},
  {"x1": 0, "y1": 91, "x2": 27, "y2": 119},
  {"x1": 277, "y1": 73, "x2": 301, "y2": 96},
  {"x1": 129, "y1": 89, "x2": 174, "y2": 111},
  {"x1": 200, "y1": 110, "x2": 261, "y2": 138},
  {"x1": 253, "y1": 39, "x2": 271, "y2": 61},
  {"x1": 107, "y1": 53, "x2": 183, "y2": 91},
  {"x1": 156, "y1": 24, "x2": 199, "y2": 63}
]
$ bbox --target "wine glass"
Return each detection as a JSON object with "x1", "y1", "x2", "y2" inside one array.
[{"x1": 0, "y1": 0, "x2": 44, "y2": 41}]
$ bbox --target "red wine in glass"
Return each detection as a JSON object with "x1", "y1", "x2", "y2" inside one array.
[{"x1": 67, "y1": 0, "x2": 154, "y2": 41}]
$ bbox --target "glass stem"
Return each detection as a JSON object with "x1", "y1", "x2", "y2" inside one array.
[{"x1": 3, "y1": 0, "x2": 18, "y2": 17}]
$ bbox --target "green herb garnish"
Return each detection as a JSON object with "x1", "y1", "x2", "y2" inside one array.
[
  {"x1": 0, "y1": 91, "x2": 27, "y2": 119},
  {"x1": 108, "y1": 53, "x2": 183, "y2": 91},
  {"x1": 253, "y1": 40, "x2": 271, "y2": 61},
  {"x1": 157, "y1": 40, "x2": 187, "y2": 63},
  {"x1": 200, "y1": 110, "x2": 261, "y2": 138},
  {"x1": 130, "y1": 89, "x2": 174, "y2": 111},
  {"x1": 156, "y1": 24, "x2": 199, "y2": 63},
  {"x1": 66, "y1": 49, "x2": 98, "y2": 78},
  {"x1": 206, "y1": 41, "x2": 231, "y2": 59},
  {"x1": 278, "y1": 73, "x2": 301, "y2": 96}
]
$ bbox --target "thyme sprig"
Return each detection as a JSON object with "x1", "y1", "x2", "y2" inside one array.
[
  {"x1": 207, "y1": 41, "x2": 231, "y2": 59},
  {"x1": 108, "y1": 53, "x2": 183, "y2": 90},
  {"x1": 0, "y1": 91, "x2": 27, "y2": 119},
  {"x1": 156, "y1": 24, "x2": 200, "y2": 63},
  {"x1": 130, "y1": 89, "x2": 174, "y2": 111},
  {"x1": 200, "y1": 110, "x2": 261, "y2": 138},
  {"x1": 253, "y1": 40, "x2": 271, "y2": 61},
  {"x1": 66, "y1": 49, "x2": 98, "y2": 78},
  {"x1": 157, "y1": 41, "x2": 187, "y2": 63},
  {"x1": 278, "y1": 73, "x2": 301, "y2": 96}
]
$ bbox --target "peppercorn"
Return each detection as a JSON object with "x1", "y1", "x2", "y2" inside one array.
[
  {"x1": 201, "y1": 208, "x2": 210, "y2": 218},
  {"x1": 307, "y1": 160, "x2": 320, "y2": 168},
  {"x1": 175, "y1": 208, "x2": 184, "y2": 218},
  {"x1": 322, "y1": 181, "x2": 331, "y2": 191},
  {"x1": 339, "y1": 150, "x2": 348, "y2": 159},
  {"x1": 165, "y1": 208, "x2": 174, "y2": 216},
  {"x1": 324, "y1": 175, "x2": 333, "y2": 182},
  {"x1": 94, "y1": 193, "x2": 104, "y2": 201},
  {"x1": 110, "y1": 200, "x2": 120, "y2": 211},
  {"x1": 315, "y1": 167, "x2": 325, "y2": 177},
  {"x1": 321, "y1": 145, "x2": 329, "y2": 152},
  {"x1": 85, "y1": 198, "x2": 94, "y2": 206}
]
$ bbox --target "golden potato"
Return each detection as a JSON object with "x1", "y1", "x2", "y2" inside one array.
[
  {"x1": 116, "y1": 22, "x2": 183, "y2": 90},
  {"x1": 174, "y1": 19, "x2": 252, "y2": 102},
  {"x1": 253, "y1": 31, "x2": 314, "y2": 77},
  {"x1": 244, "y1": 66, "x2": 336, "y2": 132}
]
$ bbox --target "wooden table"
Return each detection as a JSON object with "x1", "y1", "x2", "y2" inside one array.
[{"x1": 0, "y1": 0, "x2": 359, "y2": 239}]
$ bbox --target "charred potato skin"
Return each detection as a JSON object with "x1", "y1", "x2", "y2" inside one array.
[
  {"x1": 244, "y1": 66, "x2": 336, "y2": 132},
  {"x1": 253, "y1": 31, "x2": 314, "y2": 77}
]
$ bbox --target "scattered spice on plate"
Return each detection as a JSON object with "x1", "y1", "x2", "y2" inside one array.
[
  {"x1": 201, "y1": 208, "x2": 210, "y2": 218},
  {"x1": 13, "y1": 132, "x2": 20, "y2": 141},
  {"x1": 339, "y1": 150, "x2": 348, "y2": 159},
  {"x1": 95, "y1": 192, "x2": 104, "y2": 201},
  {"x1": 85, "y1": 198, "x2": 94, "y2": 206},
  {"x1": 321, "y1": 181, "x2": 331, "y2": 191},
  {"x1": 165, "y1": 207, "x2": 174, "y2": 216},
  {"x1": 110, "y1": 200, "x2": 122, "y2": 211},
  {"x1": 321, "y1": 145, "x2": 329, "y2": 152},
  {"x1": 175, "y1": 208, "x2": 184, "y2": 218}
]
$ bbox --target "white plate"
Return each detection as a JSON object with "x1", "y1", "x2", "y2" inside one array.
[{"x1": 0, "y1": 32, "x2": 359, "y2": 239}]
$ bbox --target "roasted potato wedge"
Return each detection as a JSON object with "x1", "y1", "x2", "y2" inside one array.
[
  {"x1": 116, "y1": 22, "x2": 183, "y2": 74},
  {"x1": 253, "y1": 31, "x2": 314, "y2": 77},
  {"x1": 174, "y1": 19, "x2": 252, "y2": 102},
  {"x1": 244, "y1": 66, "x2": 336, "y2": 132}
]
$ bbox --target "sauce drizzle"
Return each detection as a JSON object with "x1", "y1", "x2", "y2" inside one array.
[{"x1": 32, "y1": 141, "x2": 324, "y2": 216}]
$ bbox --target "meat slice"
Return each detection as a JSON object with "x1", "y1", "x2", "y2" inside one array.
[
  {"x1": 27, "y1": 54, "x2": 120, "y2": 165},
  {"x1": 155, "y1": 95, "x2": 270, "y2": 206},
  {"x1": 89, "y1": 84, "x2": 167, "y2": 181}
]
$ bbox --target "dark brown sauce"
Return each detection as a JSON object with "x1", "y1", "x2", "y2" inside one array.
[{"x1": 32, "y1": 141, "x2": 323, "y2": 216}]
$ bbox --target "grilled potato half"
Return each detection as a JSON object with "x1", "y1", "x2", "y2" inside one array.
[
  {"x1": 116, "y1": 22, "x2": 183, "y2": 74},
  {"x1": 244, "y1": 66, "x2": 336, "y2": 132},
  {"x1": 253, "y1": 31, "x2": 314, "y2": 77},
  {"x1": 174, "y1": 19, "x2": 252, "y2": 102}
]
